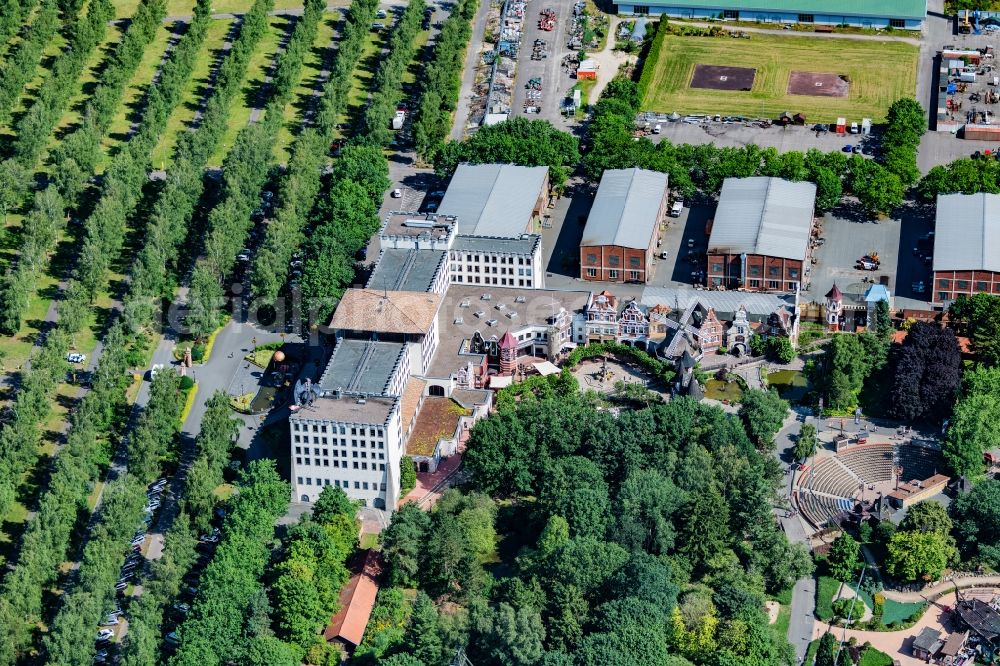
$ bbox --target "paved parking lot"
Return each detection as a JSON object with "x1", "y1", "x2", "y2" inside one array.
[
  {"x1": 805, "y1": 205, "x2": 935, "y2": 307},
  {"x1": 654, "y1": 121, "x2": 875, "y2": 154},
  {"x1": 511, "y1": 0, "x2": 579, "y2": 124}
]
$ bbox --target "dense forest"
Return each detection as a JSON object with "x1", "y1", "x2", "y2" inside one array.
[{"x1": 360, "y1": 375, "x2": 812, "y2": 666}]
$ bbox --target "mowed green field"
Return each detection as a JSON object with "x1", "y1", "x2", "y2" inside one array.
[{"x1": 640, "y1": 34, "x2": 919, "y2": 122}]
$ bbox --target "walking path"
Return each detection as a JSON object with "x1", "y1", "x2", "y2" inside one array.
[
  {"x1": 449, "y1": 0, "x2": 491, "y2": 140},
  {"x1": 812, "y1": 588, "x2": 1000, "y2": 666},
  {"x1": 882, "y1": 575, "x2": 1000, "y2": 603}
]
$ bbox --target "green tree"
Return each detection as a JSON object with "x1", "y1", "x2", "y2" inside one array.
[
  {"x1": 382, "y1": 504, "x2": 431, "y2": 587},
  {"x1": 794, "y1": 423, "x2": 817, "y2": 461},
  {"x1": 400, "y1": 456, "x2": 417, "y2": 494},
  {"x1": 832, "y1": 597, "x2": 865, "y2": 622},
  {"x1": 404, "y1": 592, "x2": 443, "y2": 666},
  {"x1": 899, "y1": 500, "x2": 953, "y2": 536},
  {"x1": 885, "y1": 530, "x2": 955, "y2": 582},
  {"x1": 814, "y1": 631, "x2": 840, "y2": 666},
  {"x1": 738, "y1": 389, "x2": 789, "y2": 451},
  {"x1": 827, "y1": 534, "x2": 861, "y2": 582},
  {"x1": 615, "y1": 468, "x2": 683, "y2": 554},
  {"x1": 949, "y1": 293, "x2": 1000, "y2": 366},
  {"x1": 538, "y1": 456, "x2": 611, "y2": 540},
  {"x1": 767, "y1": 336, "x2": 795, "y2": 364},
  {"x1": 480, "y1": 603, "x2": 546, "y2": 666},
  {"x1": 950, "y1": 479, "x2": 1000, "y2": 567}
]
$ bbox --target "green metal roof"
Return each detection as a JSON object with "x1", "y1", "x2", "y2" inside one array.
[{"x1": 649, "y1": 0, "x2": 927, "y2": 20}]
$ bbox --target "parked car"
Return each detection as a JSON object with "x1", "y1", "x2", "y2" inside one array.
[
  {"x1": 670, "y1": 200, "x2": 683, "y2": 217},
  {"x1": 842, "y1": 144, "x2": 854, "y2": 153},
  {"x1": 165, "y1": 631, "x2": 179, "y2": 646},
  {"x1": 66, "y1": 352, "x2": 86, "y2": 363},
  {"x1": 149, "y1": 363, "x2": 165, "y2": 379},
  {"x1": 96, "y1": 629, "x2": 114, "y2": 641},
  {"x1": 375, "y1": 9, "x2": 386, "y2": 17},
  {"x1": 850, "y1": 121, "x2": 859, "y2": 133},
  {"x1": 101, "y1": 616, "x2": 120, "y2": 626},
  {"x1": 391, "y1": 188, "x2": 402, "y2": 198},
  {"x1": 371, "y1": 22, "x2": 385, "y2": 30}
]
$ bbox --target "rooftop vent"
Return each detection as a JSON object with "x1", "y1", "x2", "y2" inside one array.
[
  {"x1": 454, "y1": 317, "x2": 464, "y2": 325},
  {"x1": 474, "y1": 310, "x2": 485, "y2": 318},
  {"x1": 495, "y1": 303, "x2": 506, "y2": 311},
  {"x1": 460, "y1": 299, "x2": 470, "y2": 308},
  {"x1": 506, "y1": 311, "x2": 518, "y2": 319},
  {"x1": 481, "y1": 293, "x2": 492, "y2": 300},
  {"x1": 514, "y1": 296, "x2": 526, "y2": 303},
  {"x1": 486, "y1": 319, "x2": 498, "y2": 327},
  {"x1": 357, "y1": 397, "x2": 367, "y2": 405}
]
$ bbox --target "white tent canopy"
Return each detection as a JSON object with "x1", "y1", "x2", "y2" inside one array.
[{"x1": 533, "y1": 361, "x2": 560, "y2": 376}]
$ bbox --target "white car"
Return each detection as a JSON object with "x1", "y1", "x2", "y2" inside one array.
[
  {"x1": 150, "y1": 363, "x2": 165, "y2": 379},
  {"x1": 66, "y1": 352, "x2": 85, "y2": 363},
  {"x1": 101, "y1": 617, "x2": 120, "y2": 626},
  {"x1": 391, "y1": 188, "x2": 402, "y2": 198},
  {"x1": 96, "y1": 629, "x2": 114, "y2": 641}
]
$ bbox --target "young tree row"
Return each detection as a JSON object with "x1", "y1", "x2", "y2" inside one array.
[
  {"x1": 43, "y1": 370, "x2": 185, "y2": 666},
  {"x1": 0, "y1": 0, "x2": 169, "y2": 334},
  {"x1": 168, "y1": 460, "x2": 289, "y2": 666},
  {"x1": 5, "y1": 0, "x2": 113, "y2": 172},
  {"x1": 184, "y1": 0, "x2": 325, "y2": 338},
  {"x1": 118, "y1": 391, "x2": 240, "y2": 666},
  {"x1": 359, "y1": 0, "x2": 426, "y2": 147},
  {"x1": 0, "y1": 328, "x2": 71, "y2": 522},
  {"x1": 0, "y1": 0, "x2": 61, "y2": 126},
  {"x1": 0, "y1": 323, "x2": 133, "y2": 664},
  {"x1": 0, "y1": 0, "x2": 40, "y2": 60},
  {"x1": 412, "y1": 0, "x2": 479, "y2": 159},
  {"x1": 250, "y1": 0, "x2": 380, "y2": 303},
  {"x1": 299, "y1": 144, "x2": 389, "y2": 322},
  {"x1": 62, "y1": 0, "x2": 272, "y2": 337}
]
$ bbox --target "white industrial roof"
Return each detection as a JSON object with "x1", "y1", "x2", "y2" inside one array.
[
  {"x1": 709, "y1": 177, "x2": 816, "y2": 261},
  {"x1": 582, "y1": 168, "x2": 668, "y2": 249},
  {"x1": 934, "y1": 193, "x2": 1000, "y2": 272},
  {"x1": 438, "y1": 164, "x2": 548, "y2": 237}
]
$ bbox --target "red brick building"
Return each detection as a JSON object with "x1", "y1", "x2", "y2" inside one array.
[
  {"x1": 706, "y1": 177, "x2": 815, "y2": 292},
  {"x1": 932, "y1": 193, "x2": 1000, "y2": 304},
  {"x1": 580, "y1": 168, "x2": 669, "y2": 283}
]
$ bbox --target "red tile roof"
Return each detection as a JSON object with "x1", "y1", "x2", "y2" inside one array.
[{"x1": 324, "y1": 550, "x2": 383, "y2": 648}]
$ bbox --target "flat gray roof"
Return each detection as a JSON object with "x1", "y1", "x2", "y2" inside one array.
[
  {"x1": 934, "y1": 193, "x2": 1000, "y2": 272},
  {"x1": 318, "y1": 340, "x2": 407, "y2": 396},
  {"x1": 291, "y1": 395, "x2": 398, "y2": 425},
  {"x1": 452, "y1": 234, "x2": 541, "y2": 256},
  {"x1": 709, "y1": 177, "x2": 815, "y2": 261},
  {"x1": 582, "y1": 168, "x2": 668, "y2": 249},
  {"x1": 366, "y1": 249, "x2": 446, "y2": 293},
  {"x1": 641, "y1": 285, "x2": 796, "y2": 318},
  {"x1": 438, "y1": 164, "x2": 548, "y2": 237}
]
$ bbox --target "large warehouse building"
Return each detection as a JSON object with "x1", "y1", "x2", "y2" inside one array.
[
  {"x1": 437, "y1": 163, "x2": 550, "y2": 237},
  {"x1": 932, "y1": 193, "x2": 1000, "y2": 304},
  {"x1": 707, "y1": 177, "x2": 815, "y2": 293},
  {"x1": 580, "y1": 168, "x2": 669, "y2": 284},
  {"x1": 614, "y1": 0, "x2": 927, "y2": 29}
]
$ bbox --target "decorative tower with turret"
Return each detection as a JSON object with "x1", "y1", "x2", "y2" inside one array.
[
  {"x1": 825, "y1": 283, "x2": 843, "y2": 332},
  {"x1": 499, "y1": 331, "x2": 517, "y2": 374}
]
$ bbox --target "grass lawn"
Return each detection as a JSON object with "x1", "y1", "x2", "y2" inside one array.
[
  {"x1": 815, "y1": 574, "x2": 839, "y2": 621},
  {"x1": 207, "y1": 14, "x2": 289, "y2": 167},
  {"x1": 274, "y1": 11, "x2": 340, "y2": 163},
  {"x1": 639, "y1": 33, "x2": 919, "y2": 122},
  {"x1": 359, "y1": 532, "x2": 378, "y2": 549},
  {"x1": 704, "y1": 378, "x2": 743, "y2": 402},
  {"x1": 101, "y1": 19, "x2": 180, "y2": 160},
  {"x1": 860, "y1": 647, "x2": 894, "y2": 666},
  {"x1": 804, "y1": 638, "x2": 820, "y2": 665},
  {"x1": 245, "y1": 348, "x2": 275, "y2": 369},
  {"x1": 149, "y1": 18, "x2": 233, "y2": 169}
]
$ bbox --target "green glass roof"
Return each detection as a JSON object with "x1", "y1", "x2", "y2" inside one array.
[{"x1": 649, "y1": 0, "x2": 927, "y2": 20}]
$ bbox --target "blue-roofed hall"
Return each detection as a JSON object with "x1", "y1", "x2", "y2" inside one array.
[{"x1": 614, "y1": 0, "x2": 927, "y2": 29}]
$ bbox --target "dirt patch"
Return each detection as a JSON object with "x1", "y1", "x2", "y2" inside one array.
[
  {"x1": 788, "y1": 71, "x2": 849, "y2": 97},
  {"x1": 690, "y1": 64, "x2": 755, "y2": 91},
  {"x1": 765, "y1": 600, "x2": 780, "y2": 625}
]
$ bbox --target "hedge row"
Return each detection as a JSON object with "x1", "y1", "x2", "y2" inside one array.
[
  {"x1": 43, "y1": 371, "x2": 185, "y2": 666},
  {"x1": 0, "y1": 324, "x2": 134, "y2": 664},
  {"x1": 359, "y1": 0, "x2": 426, "y2": 147},
  {"x1": 185, "y1": 0, "x2": 325, "y2": 338},
  {"x1": 0, "y1": 0, "x2": 169, "y2": 334},
  {"x1": 0, "y1": 0, "x2": 61, "y2": 126},
  {"x1": 412, "y1": 0, "x2": 479, "y2": 159},
  {"x1": 168, "y1": 460, "x2": 289, "y2": 666},
  {"x1": 250, "y1": 0, "x2": 380, "y2": 303},
  {"x1": 636, "y1": 18, "x2": 667, "y2": 103}
]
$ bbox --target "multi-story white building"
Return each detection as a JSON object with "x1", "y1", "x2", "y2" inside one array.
[{"x1": 449, "y1": 235, "x2": 543, "y2": 289}]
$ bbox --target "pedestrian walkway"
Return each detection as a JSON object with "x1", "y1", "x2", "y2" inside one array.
[{"x1": 882, "y1": 575, "x2": 1000, "y2": 603}]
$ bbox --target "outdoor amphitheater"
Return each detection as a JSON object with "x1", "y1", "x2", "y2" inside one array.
[{"x1": 794, "y1": 443, "x2": 944, "y2": 528}]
